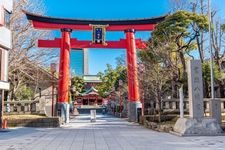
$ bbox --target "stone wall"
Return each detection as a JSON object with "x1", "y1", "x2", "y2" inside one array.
[
  {"x1": 145, "y1": 98, "x2": 225, "y2": 115},
  {"x1": 7, "y1": 117, "x2": 60, "y2": 128},
  {"x1": 144, "y1": 121, "x2": 174, "y2": 132},
  {"x1": 141, "y1": 115, "x2": 177, "y2": 132}
]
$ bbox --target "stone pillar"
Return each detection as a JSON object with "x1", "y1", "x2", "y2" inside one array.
[
  {"x1": 172, "y1": 102, "x2": 176, "y2": 110},
  {"x1": 209, "y1": 99, "x2": 221, "y2": 124},
  {"x1": 179, "y1": 86, "x2": 184, "y2": 118},
  {"x1": 39, "y1": 97, "x2": 46, "y2": 115},
  {"x1": 17, "y1": 105, "x2": 21, "y2": 112},
  {"x1": 30, "y1": 103, "x2": 36, "y2": 112},
  {"x1": 221, "y1": 101, "x2": 224, "y2": 111},
  {"x1": 10, "y1": 105, "x2": 14, "y2": 112},
  {"x1": 187, "y1": 60, "x2": 204, "y2": 120},
  {"x1": 165, "y1": 102, "x2": 170, "y2": 109},
  {"x1": 58, "y1": 28, "x2": 72, "y2": 123},
  {"x1": 173, "y1": 60, "x2": 222, "y2": 136},
  {"x1": 125, "y1": 29, "x2": 141, "y2": 122},
  {"x1": 205, "y1": 100, "x2": 210, "y2": 111}
]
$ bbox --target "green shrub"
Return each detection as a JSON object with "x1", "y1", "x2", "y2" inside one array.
[{"x1": 15, "y1": 85, "x2": 34, "y2": 100}]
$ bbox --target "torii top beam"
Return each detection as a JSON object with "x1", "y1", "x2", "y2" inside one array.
[{"x1": 24, "y1": 11, "x2": 166, "y2": 31}]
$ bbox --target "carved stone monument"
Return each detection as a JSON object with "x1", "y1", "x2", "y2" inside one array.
[
  {"x1": 188, "y1": 60, "x2": 204, "y2": 119},
  {"x1": 173, "y1": 60, "x2": 222, "y2": 136}
]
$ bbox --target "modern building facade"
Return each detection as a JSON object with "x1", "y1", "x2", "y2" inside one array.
[
  {"x1": 0, "y1": 0, "x2": 12, "y2": 126},
  {"x1": 70, "y1": 48, "x2": 89, "y2": 76}
]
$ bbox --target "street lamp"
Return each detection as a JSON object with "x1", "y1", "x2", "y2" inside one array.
[{"x1": 50, "y1": 63, "x2": 56, "y2": 117}]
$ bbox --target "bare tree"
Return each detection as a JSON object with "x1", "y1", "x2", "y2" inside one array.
[
  {"x1": 139, "y1": 38, "x2": 178, "y2": 122},
  {"x1": 8, "y1": 0, "x2": 57, "y2": 100},
  {"x1": 169, "y1": 0, "x2": 189, "y2": 12}
]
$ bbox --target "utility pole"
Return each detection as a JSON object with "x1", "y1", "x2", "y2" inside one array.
[{"x1": 208, "y1": 0, "x2": 214, "y2": 99}]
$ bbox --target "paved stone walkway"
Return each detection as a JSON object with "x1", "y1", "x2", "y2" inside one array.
[{"x1": 0, "y1": 115, "x2": 225, "y2": 150}]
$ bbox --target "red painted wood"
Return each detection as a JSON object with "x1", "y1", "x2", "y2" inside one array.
[
  {"x1": 58, "y1": 30, "x2": 71, "y2": 103},
  {"x1": 38, "y1": 39, "x2": 61, "y2": 48},
  {"x1": 125, "y1": 30, "x2": 140, "y2": 102},
  {"x1": 38, "y1": 38, "x2": 147, "y2": 49},
  {"x1": 70, "y1": 39, "x2": 126, "y2": 49},
  {"x1": 32, "y1": 21, "x2": 156, "y2": 31}
]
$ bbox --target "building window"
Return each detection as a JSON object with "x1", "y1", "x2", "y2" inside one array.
[{"x1": 4, "y1": 9, "x2": 11, "y2": 28}]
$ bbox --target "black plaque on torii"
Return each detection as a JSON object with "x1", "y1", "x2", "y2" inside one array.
[{"x1": 91, "y1": 25, "x2": 108, "y2": 45}]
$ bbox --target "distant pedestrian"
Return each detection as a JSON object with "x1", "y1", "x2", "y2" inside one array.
[{"x1": 102, "y1": 108, "x2": 106, "y2": 115}]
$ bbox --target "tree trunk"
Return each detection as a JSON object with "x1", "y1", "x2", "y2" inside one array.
[
  {"x1": 179, "y1": 52, "x2": 186, "y2": 79},
  {"x1": 157, "y1": 90, "x2": 162, "y2": 123}
]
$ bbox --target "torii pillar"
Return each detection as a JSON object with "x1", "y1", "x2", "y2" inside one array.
[
  {"x1": 58, "y1": 28, "x2": 72, "y2": 123},
  {"x1": 125, "y1": 29, "x2": 141, "y2": 122}
]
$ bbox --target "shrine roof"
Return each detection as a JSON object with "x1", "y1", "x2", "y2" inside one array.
[{"x1": 81, "y1": 86, "x2": 99, "y2": 96}]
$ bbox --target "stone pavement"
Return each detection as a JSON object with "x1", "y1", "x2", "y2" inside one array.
[{"x1": 0, "y1": 115, "x2": 225, "y2": 150}]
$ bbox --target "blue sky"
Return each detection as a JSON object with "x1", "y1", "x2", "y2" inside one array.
[
  {"x1": 42, "y1": 0, "x2": 168, "y2": 75},
  {"x1": 41, "y1": 0, "x2": 225, "y2": 75}
]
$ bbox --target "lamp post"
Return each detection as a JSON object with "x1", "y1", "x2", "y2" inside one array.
[
  {"x1": 50, "y1": 63, "x2": 56, "y2": 117},
  {"x1": 119, "y1": 79, "x2": 123, "y2": 114},
  {"x1": 208, "y1": 0, "x2": 214, "y2": 99}
]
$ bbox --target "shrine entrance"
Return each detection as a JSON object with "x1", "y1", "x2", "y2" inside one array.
[{"x1": 24, "y1": 11, "x2": 165, "y2": 123}]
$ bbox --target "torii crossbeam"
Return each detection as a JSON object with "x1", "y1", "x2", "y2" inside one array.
[{"x1": 39, "y1": 38, "x2": 147, "y2": 49}]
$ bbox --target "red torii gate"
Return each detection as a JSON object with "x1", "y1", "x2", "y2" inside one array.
[{"x1": 24, "y1": 11, "x2": 165, "y2": 122}]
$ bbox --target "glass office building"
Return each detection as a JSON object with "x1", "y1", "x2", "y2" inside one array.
[{"x1": 70, "y1": 49, "x2": 89, "y2": 76}]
